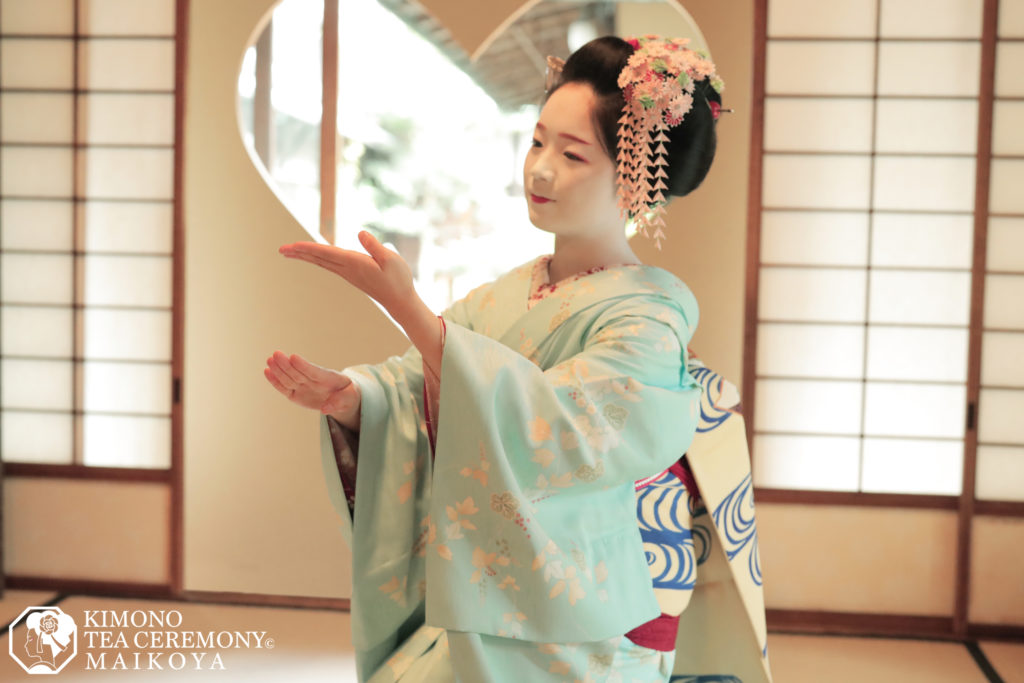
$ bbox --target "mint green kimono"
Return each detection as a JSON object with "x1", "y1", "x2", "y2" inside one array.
[{"x1": 319, "y1": 257, "x2": 769, "y2": 682}]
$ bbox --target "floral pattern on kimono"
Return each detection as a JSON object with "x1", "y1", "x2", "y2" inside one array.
[{"x1": 316, "y1": 255, "x2": 773, "y2": 682}]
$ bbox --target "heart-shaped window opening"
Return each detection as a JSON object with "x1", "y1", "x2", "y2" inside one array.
[{"x1": 237, "y1": 0, "x2": 708, "y2": 310}]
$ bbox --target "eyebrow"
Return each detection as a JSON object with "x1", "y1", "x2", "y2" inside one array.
[{"x1": 535, "y1": 122, "x2": 592, "y2": 146}]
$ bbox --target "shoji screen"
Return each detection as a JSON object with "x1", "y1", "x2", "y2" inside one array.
[
  {"x1": 976, "y1": 0, "x2": 1024, "y2": 503},
  {"x1": 0, "y1": 0, "x2": 177, "y2": 469},
  {"x1": 753, "y1": 0, "x2": 983, "y2": 494}
]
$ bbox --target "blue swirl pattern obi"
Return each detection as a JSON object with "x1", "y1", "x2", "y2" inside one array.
[
  {"x1": 640, "y1": 354, "x2": 773, "y2": 683},
  {"x1": 636, "y1": 461, "x2": 710, "y2": 616}
]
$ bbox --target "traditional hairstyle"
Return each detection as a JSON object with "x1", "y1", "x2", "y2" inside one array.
[{"x1": 547, "y1": 35, "x2": 724, "y2": 246}]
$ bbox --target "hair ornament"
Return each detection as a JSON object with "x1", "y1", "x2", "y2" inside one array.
[
  {"x1": 617, "y1": 35, "x2": 724, "y2": 248},
  {"x1": 544, "y1": 55, "x2": 565, "y2": 94}
]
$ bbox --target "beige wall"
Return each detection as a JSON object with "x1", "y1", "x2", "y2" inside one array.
[{"x1": 182, "y1": 0, "x2": 407, "y2": 597}]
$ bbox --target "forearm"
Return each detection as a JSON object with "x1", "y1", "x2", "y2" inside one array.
[{"x1": 392, "y1": 298, "x2": 443, "y2": 377}]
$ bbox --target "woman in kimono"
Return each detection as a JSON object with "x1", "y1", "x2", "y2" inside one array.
[{"x1": 265, "y1": 36, "x2": 770, "y2": 682}]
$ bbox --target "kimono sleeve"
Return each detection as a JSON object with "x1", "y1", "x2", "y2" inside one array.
[
  {"x1": 424, "y1": 294, "x2": 704, "y2": 642},
  {"x1": 315, "y1": 284, "x2": 489, "y2": 673},
  {"x1": 317, "y1": 279, "x2": 490, "y2": 532}
]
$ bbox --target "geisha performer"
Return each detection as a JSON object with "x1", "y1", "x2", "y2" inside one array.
[{"x1": 265, "y1": 36, "x2": 771, "y2": 682}]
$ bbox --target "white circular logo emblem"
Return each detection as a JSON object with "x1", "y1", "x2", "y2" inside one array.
[{"x1": 8, "y1": 606, "x2": 78, "y2": 674}]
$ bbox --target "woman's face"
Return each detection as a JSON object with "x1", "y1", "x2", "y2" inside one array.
[{"x1": 524, "y1": 82, "x2": 621, "y2": 238}]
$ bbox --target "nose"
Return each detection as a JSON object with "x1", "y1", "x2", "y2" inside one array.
[
  {"x1": 531, "y1": 166, "x2": 554, "y2": 187},
  {"x1": 529, "y1": 152, "x2": 555, "y2": 183}
]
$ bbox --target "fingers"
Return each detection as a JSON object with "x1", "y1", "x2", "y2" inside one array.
[
  {"x1": 280, "y1": 243, "x2": 380, "y2": 281},
  {"x1": 270, "y1": 351, "x2": 305, "y2": 389},
  {"x1": 263, "y1": 367, "x2": 293, "y2": 397},
  {"x1": 290, "y1": 354, "x2": 347, "y2": 386},
  {"x1": 357, "y1": 230, "x2": 393, "y2": 266},
  {"x1": 280, "y1": 245, "x2": 350, "y2": 274}
]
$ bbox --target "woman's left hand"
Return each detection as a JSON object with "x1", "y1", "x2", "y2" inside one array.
[{"x1": 279, "y1": 231, "x2": 415, "y2": 319}]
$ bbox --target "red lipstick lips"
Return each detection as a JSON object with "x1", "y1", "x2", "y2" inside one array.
[{"x1": 530, "y1": 194, "x2": 552, "y2": 204}]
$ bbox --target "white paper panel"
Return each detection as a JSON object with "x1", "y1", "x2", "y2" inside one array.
[
  {"x1": 761, "y1": 211, "x2": 869, "y2": 266},
  {"x1": 0, "y1": 93, "x2": 73, "y2": 144},
  {"x1": 764, "y1": 98, "x2": 873, "y2": 152},
  {"x1": 79, "y1": 254, "x2": 172, "y2": 307},
  {"x1": 983, "y1": 275, "x2": 1024, "y2": 330},
  {"x1": 752, "y1": 434, "x2": 860, "y2": 490},
  {"x1": 78, "y1": 93, "x2": 175, "y2": 145},
  {"x1": 879, "y1": 0, "x2": 983, "y2": 38},
  {"x1": 871, "y1": 213, "x2": 973, "y2": 269},
  {"x1": 0, "y1": 146, "x2": 73, "y2": 197},
  {"x1": 878, "y1": 42, "x2": 981, "y2": 96},
  {"x1": 0, "y1": 39, "x2": 73, "y2": 89},
  {"x1": 976, "y1": 446, "x2": 1024, "y2": 501},
  {"x1": 1, "y1": 359, "x2": 72, "y2": 410},
  {"x1": 995, "y1": 43, "x2": 1024, "y2": 96},
  {"x1": 873, "y1": 156, "x2": 976, "y2": 212},
  {"x1": 875, "y1": 99, "x2": 978, "y2": 154},
  {"x1": 1, "y1": 254, "x2": 72, "y2": 304},
  {"x1": 864, "y1": 382, "x2": 967, "y2": 438},
  {"x1": 862, "y1": 438, "x2": 963, "y2": 494},
  {"x1": 83, "y1": 415, "x2": 170, "y2": 468},
  {"x1": 869, "y1": 270, "x2": 972, "y2": 325},
  {"x1": 81, "y1": 361, "x2": 170, "y2": 413},
  {"x1": 979, "y1": 388, "x2": 1024, "y2": 444},
  {"x1": 1, "y1": 306, "x2": 73, "y2": 357},
  {"x1": 0, "y1": 0, "x2": 73, "y2": 34},
  {"x1": 77, "y1": 39, "x2": 175, "y2": 90},
  {"x1": 1001, "y1": 0, "x2": 1024, "y2": 36},
  {"x1": 81, "y1": 201, "x2": 173, "y2": 254},
  {"x1": 992, "y1": 101, "x2": 1024, "y2": 156},
  {"x1": 867, "y1": 327, "x2": 969, "y2": 382},
  {"x1": 759, "y1": 267, "x2": 867, "y2": 322},
  {"x1": 0, "y1": 411, "x2": 72, "y2": 464},
  {"x1": 0, "y1": 200, "x2": 73, "y2": 251},
  {"x1": 767, "y1": 0, "x2": 877, "y2": 37},
  {"x1": 987, "y1": 218, "x2": 1024, "y2": 272},
  {"x1": 79, "y1": 0, "x2": 176, "y2": 36},
  {"x1": 755, "y1": 379, "x2": 863, "y2": 434},
  {"x1": 766, "y1": 41, "x2": 876, "y2": 95},
  {"x1": 78, "y1": 148, "x2": 173, "y2": 200},
  {"x1": 82, "y1": 309, "x2": 171, "y2": 360},
  {"x1": 757, "y1": 322, "x2": 864, "y2": 378},
  {"x1": 762, "y1": 154, "x2": 872, "y2": 209},
  {"x1": 989, "y1": 159, "x2": 1024, "y2": 215},
  {"x1": 982, "y1": 332, "x2": 1024, "y2": 387}
]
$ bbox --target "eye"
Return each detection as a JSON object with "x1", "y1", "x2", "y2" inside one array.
[
  {"x1": 564, "y1": 151, "x2": 586, "y2": 162},
  {"x1": 531, "y1": 138, "x2": 543, "y2": 148}
]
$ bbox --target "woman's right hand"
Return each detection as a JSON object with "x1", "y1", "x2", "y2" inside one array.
[{"x1": 263, "y1": 351, "x2": 361, "y2": 431}]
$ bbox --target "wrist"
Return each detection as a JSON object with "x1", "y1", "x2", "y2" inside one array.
[
  {"x1": 330, "y1": 406, "x2": 360, "y2": 432},
  {"x1": 390, "y1": 296, "x2": 431, "y2": 331}
]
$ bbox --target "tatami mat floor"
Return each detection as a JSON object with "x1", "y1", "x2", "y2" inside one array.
[{"x1": 1, "y1": 590, "x2": 1020, "y2": 681}]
